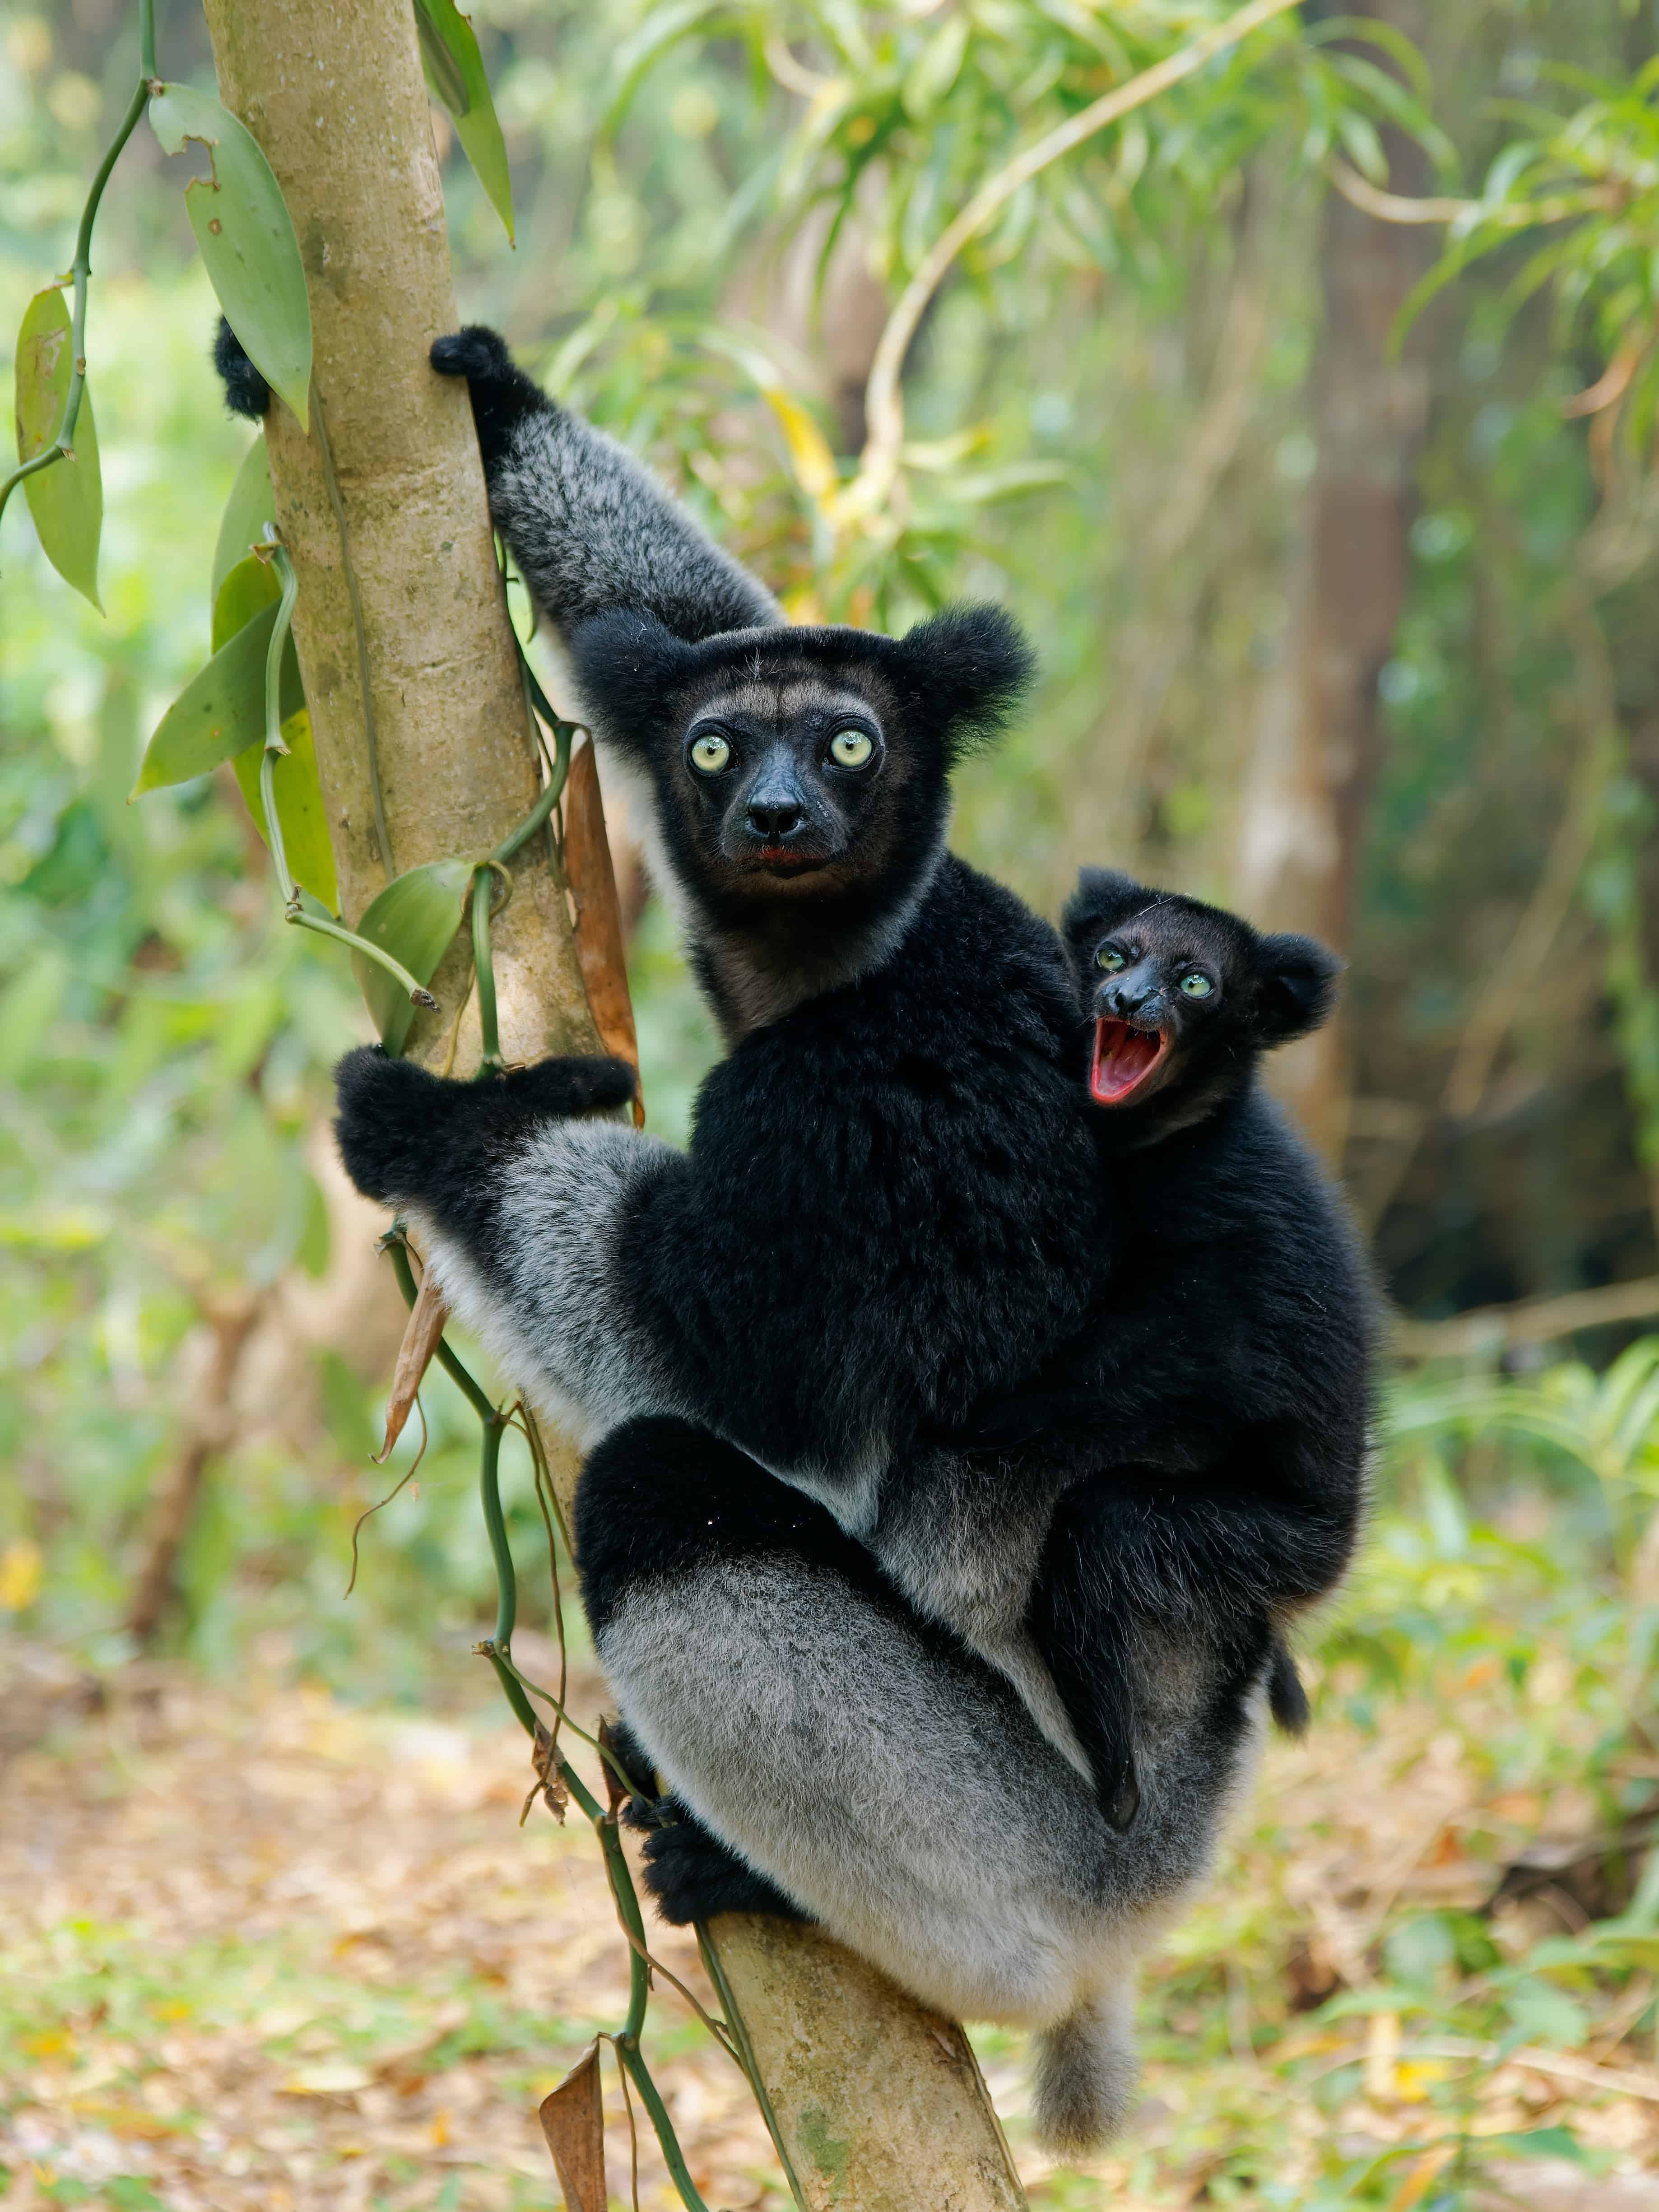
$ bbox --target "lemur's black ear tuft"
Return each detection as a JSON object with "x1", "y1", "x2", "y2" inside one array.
[
  {"x1": 570, "y1": 609, "x2": 700, "y2": 762},
  {"x1": 1061, "y1": 869, "x2": 1152, "y2": 967},
  {"x1": 1254, "y1": 931, "x2": 1343, "y2": 1043},
  {"x1": 888, "y1": 604, "x2": 1036, "y2": 763}
]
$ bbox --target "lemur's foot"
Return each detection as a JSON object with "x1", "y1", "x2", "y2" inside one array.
[
  {"x1": 634, "y1": 1812, "x2": 812, "y2": 1929},
  {"x1": 430, "y1": 325, "x2": 553, "y2": 470},
  {"x1": 214, "y1": 316, "x2": 270, "y2": 420}
]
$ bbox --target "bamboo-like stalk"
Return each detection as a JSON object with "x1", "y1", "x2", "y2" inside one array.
[{"x1": 195, "y1": 5, "x2": 1031, "y2": 2205}]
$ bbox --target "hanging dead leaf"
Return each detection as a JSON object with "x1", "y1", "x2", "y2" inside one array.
[
  {"x1": 563, "y1": 738, "x2": 644, "y2": 1126},
  {"x1": 539, "y1": 2040, "x2": 606, "y2": 2212},
  {"x1": 376, "y1": 1264, "x2": 448, "y2": 1462},
  {"x1": 522, "y1": 1717, "x2": 569, "y2": 1826}
]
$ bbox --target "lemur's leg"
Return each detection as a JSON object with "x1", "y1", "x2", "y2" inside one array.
[
  {"x1": 604, "y1": 1717, "x2": 811, "y2": 1925},
  {"x1": 1028, "y1": 1457, "x2": 1346, "y2": 1827},
  {"x1": 428, "y1": 326, "x2": 781, "y2": 644},
  {"x1": 573, "y1": 1416, "x2": 1236, "y2": 2031}
]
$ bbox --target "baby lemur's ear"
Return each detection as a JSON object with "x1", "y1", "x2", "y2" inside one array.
[
  {"x1": 1254, "y1": 931, "x2": 1343, "y2": 1043},
  {"x1": 1061, "y1": 869, "x2": 1151, "y2": 967},
  {"x1": 570, "y1": 609, "x2": 700, "y2": 761},
  {"x1": 885, "y1": 604, "x2": 1036, "y2": 764}
]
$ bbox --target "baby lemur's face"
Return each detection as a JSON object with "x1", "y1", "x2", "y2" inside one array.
[{"x1": 1063, "y1": 869, "x2": 1342, "y2": 1136}]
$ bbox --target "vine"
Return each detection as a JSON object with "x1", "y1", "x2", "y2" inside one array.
[
  {"x1": 0, "y1": 0, "x2": 157, "y2": 530},
  {"x1": 377, "y1": 1226, "x2": 810, "y2": 2212}
]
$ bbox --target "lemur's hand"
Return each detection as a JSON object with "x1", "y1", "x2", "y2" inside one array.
[
  {"x1": 333, "y1": 1044, "x2": 637, "y2": 1207},
  {"x1": 213, "y1": 316, "x2": 270, "y2": 421},
  {"x1": 430, "y1": 325, "x2": 553, "y2": 474}
]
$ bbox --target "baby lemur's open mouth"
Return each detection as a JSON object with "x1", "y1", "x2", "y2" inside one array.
[{"x1": 1090, "y1": 1018, "x2": 1168, "y2": 1106}]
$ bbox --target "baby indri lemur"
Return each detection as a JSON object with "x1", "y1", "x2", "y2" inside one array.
[{"x1": 864, "y1": 872, "x2": 1375, "y2": 1841}]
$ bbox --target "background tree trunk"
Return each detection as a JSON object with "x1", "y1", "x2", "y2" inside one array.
[
  {"x1": 196, "y1": 5, "x2": 1027, "y2": 2205},
  {"x1": 1235, "y1": 0, "x2": 1432, "y2": 1162}
]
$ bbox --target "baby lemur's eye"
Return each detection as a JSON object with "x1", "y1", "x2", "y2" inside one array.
[
  {"x1": 1095, "y1": 946, "x2": 1126, "y2": 974},
  {"x1": 828, "y1": 729, "x2": 874, "y2": 769},
  {"x1": 1179, "y1": 972, "x2": 1213, "y2": 998},
  {"x1": 689, "y1": 733, "x2": 731, "y2": 774}
]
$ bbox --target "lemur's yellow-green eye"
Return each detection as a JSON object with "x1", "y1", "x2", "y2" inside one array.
[
  {"x1": 689, "y1": 733, "x2": 731, "y2": 774},
  {"x1": 1180, "y1": 972, "x2": 1213, "y2": 998},
  {"x1": 828, "y1": 729, "x2": 874, "y2": 769},
  {"x1": 1096, "y1": 946, "x2": 1126, "y2": 973}
]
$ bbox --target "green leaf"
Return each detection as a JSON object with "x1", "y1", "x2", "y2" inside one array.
[
  {"x1": 13, "y1": 287, "x2": 102, "y2": 610},
  {"x1": 413, "y1": 0, "x2": 515, "y2": 244},
  {"x1": 212, "y1": 433, "x2": 276, "y2": 603},
  {"x1": 351, "y1": 859, "x2": 474, "y2": 1054},
  {"x1": 231, "y1": 712, "x2": 336, "y2": 911},
  {"x1": 131, "y1": 595, "x2": 305, "y2": 797},
  {"x1": 149, "y1": 84, "x2": 313, "y2": 429},
  {"x1": 206, "y1": 555, "x2": 335, "y2": 912}
]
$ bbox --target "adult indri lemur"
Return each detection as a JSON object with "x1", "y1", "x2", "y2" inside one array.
[
  {"x1": 869, "y1": 872, "x2": 1375, "y2": 1839},
  {"x1": 220, "y1": 321, "x2": 1304, "y2": 2149}
]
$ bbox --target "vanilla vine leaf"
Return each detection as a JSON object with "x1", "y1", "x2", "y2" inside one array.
[
  {"x1": 14, "y1": 288, "x2": 103, "y2": 610},
  {"x1": 351, "y1": 858, "x2": 475, "y2": 1054},
  {"x1": 413, "y1": 0, "x2": 515, "y2": 245},
  {"x1": 149, "y1": 84, "x2": 313, "y2": 429},
  {"x1": 130, "y1": 594, "x2": 304, "y2": 797},
  {"x1": 208, "y1": 556, "x2": 335, "y2": 911},
  {"x1": 211, "y1": 433, "x2": 277, "y2": 603}
]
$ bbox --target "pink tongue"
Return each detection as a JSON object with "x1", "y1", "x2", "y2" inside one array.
[{"x1": 1092, "y1": 1020, "x2": 1161, "y2": 1102}]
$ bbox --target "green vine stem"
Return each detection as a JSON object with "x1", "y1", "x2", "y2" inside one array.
[
  {"x1": 0, "y1": 0, "x2": 158, "y2": 530},
  {"x1": 470, "y1": 862, "x2": 508, "y2": 1075},
  {"x1": 378, "y1": 1226, "x2": 720, "y2": 2212},
  {"x1": 250, "y1": 539, "x2": 436, "y2": 1010}
]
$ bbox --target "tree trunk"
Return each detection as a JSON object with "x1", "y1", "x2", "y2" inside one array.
[
  {"x1": 1234, "y1": 0, "x2": 1431, "y2": 1162},
  {"x1": 197, "y1": 7, "x2": 1027, "y2": 2206}
]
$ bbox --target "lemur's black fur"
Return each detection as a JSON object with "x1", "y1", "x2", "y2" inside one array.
[
  {"x1": 907, "y1": 871, "x2": 1374, "y2": 1832},
  {"x1": 224, "y1": 314, "x2": 1367, "y2": 2153}
]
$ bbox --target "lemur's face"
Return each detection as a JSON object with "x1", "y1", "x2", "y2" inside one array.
[
  {"x1": 1085, "y1": 905, "x2": 1243, "y2": 1109},
  {"x1": 1063, "y1": 869, "x2": 1341, "y2": 1134},
  {"x1": 666, "y1": 661, "x2": 922, "y2": 906}
]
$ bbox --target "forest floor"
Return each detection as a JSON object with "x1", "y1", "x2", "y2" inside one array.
[{"x1": 4, "y1": 1639, "x2": 1659, "y2": 2212}]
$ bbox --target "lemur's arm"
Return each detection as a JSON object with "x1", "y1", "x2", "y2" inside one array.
[
  {"x1": 211, "y1": 318, "x2": 780, "y2": 646},
  {"x1": 429, "y1": 327, "x2": 782, "y2": 645},
  {"x1": 333, "y1": 1046, "x2": 901, "y2": 1488},
  {"x1": 334, "y1": 1046, "x2": 703, "y2": 1450}
]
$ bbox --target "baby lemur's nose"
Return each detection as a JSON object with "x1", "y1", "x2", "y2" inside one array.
[
  {"x1": 1105, "y1": 977, "x2": 1158, "y2": 1019},
  {"x1": 747, "y1": 799, "x2": 805, "y2": 838}
]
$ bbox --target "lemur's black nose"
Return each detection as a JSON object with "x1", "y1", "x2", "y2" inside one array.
[
  {"x1": 747, "y1": 798, "x2": 805, "y2": 839},
  {"x1": 1103, "y1": 977, "x2": 1158, "y2": 1020}
]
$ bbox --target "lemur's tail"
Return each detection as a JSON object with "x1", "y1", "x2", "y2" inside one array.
[{"x1": 1030, "y1": 1990, "x2": 1139, "y2": 2156}]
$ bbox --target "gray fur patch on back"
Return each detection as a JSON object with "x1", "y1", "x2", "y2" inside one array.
[{"x1": 492, "y1": 408, "x2": 781, "y2": 648}]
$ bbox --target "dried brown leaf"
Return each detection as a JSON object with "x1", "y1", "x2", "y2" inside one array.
[
  {"x1": 564, "y1": 739, "x2": 644, "y2": 1125},
  {"x1": 539, "y1": 2038, "x2": 606, "y2": 2211},
  {"x1": 376, "y1": 1266, "x2": 448, "y2": 1462}
]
